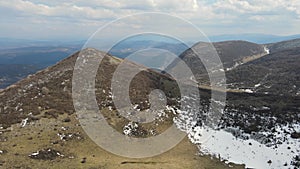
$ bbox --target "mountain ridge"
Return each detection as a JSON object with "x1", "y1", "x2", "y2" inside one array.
[
  {"x1": 0, "y1": 48, "x2": 244, "y2": 168},
  {"x1": 0, "y1": 42, "x2": 299, "y2": 168}
]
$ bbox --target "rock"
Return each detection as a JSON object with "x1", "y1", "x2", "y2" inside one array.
[
  {"x1": 41, "y1": 87, "x2": 50, "y2": 95},
  {"x1": 0, "y1": 160, "x2": 4, "y2": 166},
  {"x1": 38, "y1": 79, "x2": 44, "y2": 85},
  {"x1": 29, "y1": 148, "x2": 63, "y2": 160},
  {"x1": 81, "y1": 157, "x2": 87, "y2": 163},
  {"x1": 30, "y1": 116, "x2": 40, "y2": 121},
  {"x1": 291, "y1": 132, "x2": 300, "y2": 139},
  {"x1": 62, "y1": 117, "x2": 71, "y2": 123},
  {"x1": 52, "y1": 140, "x2": 59, "y2": 144},
  {"x1": 44, "y1": 110, "x2": 58, "y2": 119},
  {"x1": 63, "y1": 86, "x2": 68, "y2": 92}
]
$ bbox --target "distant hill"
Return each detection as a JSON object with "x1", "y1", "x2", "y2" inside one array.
[
  {"x1": 0, "y1": 38, "x2": 85, "y2": 50},
  {"x1": 226, "y1": 46, "x2": 300, "y2": 96},
  {"x1": 166, "y1": 40, "x2": 267, "y2": 85},
  {"x1": 266, "y1": 38, "x2": 300, "y2": 53},
  {"x1": 0, "y1": 46, "x2": 80, "y2": 64},
  {"x1": 0, "y1": 64, "x2": 43, "y2": 89},
  {"x1": 210, "y1": 34, "x2": 300, "y2": 44},
  {"x1": 109, "y1": 40, "x2": 189, "y2": 58},
  {"x1": 0, "y1": 46, "x2": 80, "y2": 88},
  {"x1": 213, "y1": 40, "x2": 266, "y2": 68},
  {"x1": 0, "y1": 40, "x2": 190, "y2": 88}
]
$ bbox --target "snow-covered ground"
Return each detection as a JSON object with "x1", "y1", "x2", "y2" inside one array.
[
  {"x1": 118, "y1": 93, "x2": 299, "y2": 168},
  {"x1": 188, "y1": 127, "x2": 299, "y2": 169},
  {"x1": 172, "y1": 95, "x2": 300, "y2": 169}
]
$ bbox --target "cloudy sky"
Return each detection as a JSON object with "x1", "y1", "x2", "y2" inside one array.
[{"x1": 1, "y1": 0, "x2": 300, "y2": 41}]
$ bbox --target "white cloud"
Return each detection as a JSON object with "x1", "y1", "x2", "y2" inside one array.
[
  {"x1": 2, "y1": 0, "x2": 299, "y2": 21},
  {"x1": 0, "y1": 0, "x2": 119, "y2": 20},
  {"x1": 0, "y1": 0, "x2": 299, "y2": 39}
]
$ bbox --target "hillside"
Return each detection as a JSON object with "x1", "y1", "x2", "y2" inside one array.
[
  {"x1": 166, "y1": 40, "x2": 267, "y2": 86},
  {"x1": 164, "y1": 39, "x2": 300, "y2": 168},
  {"x1": 0, "y1": 48, "x2": 242, "y2": 169},
  {"x1": 266, "y1": 38, "x2": 300, "y2": 53},
  {"x1": 0, "y1": 40, "x2": 299, "y2": 168},
  {"x1": 221, "y1": 41, "x2": 300, "y2": 148},
  {"x1": 226, "y1": 47, "x2": 300, "y2": 96}
]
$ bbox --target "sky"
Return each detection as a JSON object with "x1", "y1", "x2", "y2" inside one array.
[{"x1": 1, "y1": 0, "x2": 300, "y2": 41}]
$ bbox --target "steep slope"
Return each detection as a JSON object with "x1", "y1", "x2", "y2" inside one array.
[
  {"x1": 166, "y1": 40, "x2": 300, "y2": 168},
  {"x1": 226, "y1": 47, "x2": 300, "y2": 96},
  {"x1": 222, "y1": 46, "x2": 300, "y2": 141},
  {"x1": 213, "y1": 40, "x2": 266, "y2": 68},
  {"x1": 180, "y1": 40, "x2": 265, "y2": 68},
  {"x1": 267, "y1": 38, "x2": 300, "y2": 53},
  {"x1": 166, "y1": 40, "x2": 267, "y2": 86},
  {"x1": 0, "y1": 49, "x2": 242, "y2": 169}
]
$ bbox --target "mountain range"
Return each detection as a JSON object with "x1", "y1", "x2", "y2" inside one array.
[{"x1": 0, "y1": 37, "x2": 299, "y2": 168}]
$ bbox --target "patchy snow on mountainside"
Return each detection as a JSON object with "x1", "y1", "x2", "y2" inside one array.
[
  {"x1": 172, "y1": 95, "x2": 300, "y2": 169},
  {"x1": 188, "y1": 126, "x2": 300, "y2": 169}
]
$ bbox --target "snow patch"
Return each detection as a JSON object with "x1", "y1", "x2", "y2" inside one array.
[
  {"x1": 264, "y1": 46, "x2": 270, "y2": 54},
  {"x1": 189, "y1": 128, "x2": 299, "y2": 169},
  {"x1": 20, "y1": 118, "x2": 28, "y2": 127},
  {"x1": 254, "y1": 83, "x2": 261, "y2": 88},
  {"x1": 241, "y1": 89, "x2": 254, "y2": 93},
  {"x1": 123, "y1": 122, "x2": 139, "y2": 136}
]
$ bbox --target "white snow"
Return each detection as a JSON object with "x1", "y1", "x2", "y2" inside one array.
[
  {"x1": 133, "y1": 104, "x2": 139, "y2": 110},
  {"x1": 254, "y1": 83, "x2": 261, "y2": 88},
  {"x1": 57, "y1": 133, "x2": 65, "y2": 140},
  {"x1": 226, "y1": 62, "x2": 243, "y2": 71},
  {"x1": 30, "y1": 151, "x2": 39, "y2": 156},
  {"x1": 20, "y1": 118, "x2": 28, "y2": 127},
  {"x1": 123, "y1": 122, "x2": 139, "y2": 136},
  {"x1": 188, "y1": 127, "x2": 300, "y2": 169},
  {"x1": 56, "y1": 152, "x2": 64, "y2": 157},
  {"x1": 172, "y1": 95, "x2": 299, "y2": 169},
  {"x1": 211, "y1": 98, "x2": 226, "y2": 107},
  {"x1": 242, "y1": 89, "x2": 254, "y2": 93},
  {"x1": 264, "y1": 46, "x2": 270, "y2": 54},
  {"x1": 261, "y1": 106, "x2": 270, "y2": 110}
]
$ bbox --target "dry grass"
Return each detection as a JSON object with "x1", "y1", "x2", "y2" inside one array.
[{"x1": 0, "y1": 112, "x2": 244, "y2": 169}]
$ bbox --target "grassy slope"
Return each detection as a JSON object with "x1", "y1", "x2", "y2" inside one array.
[{"x1": 0, "y1": 113, "x2": 244, "y2": 169}]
